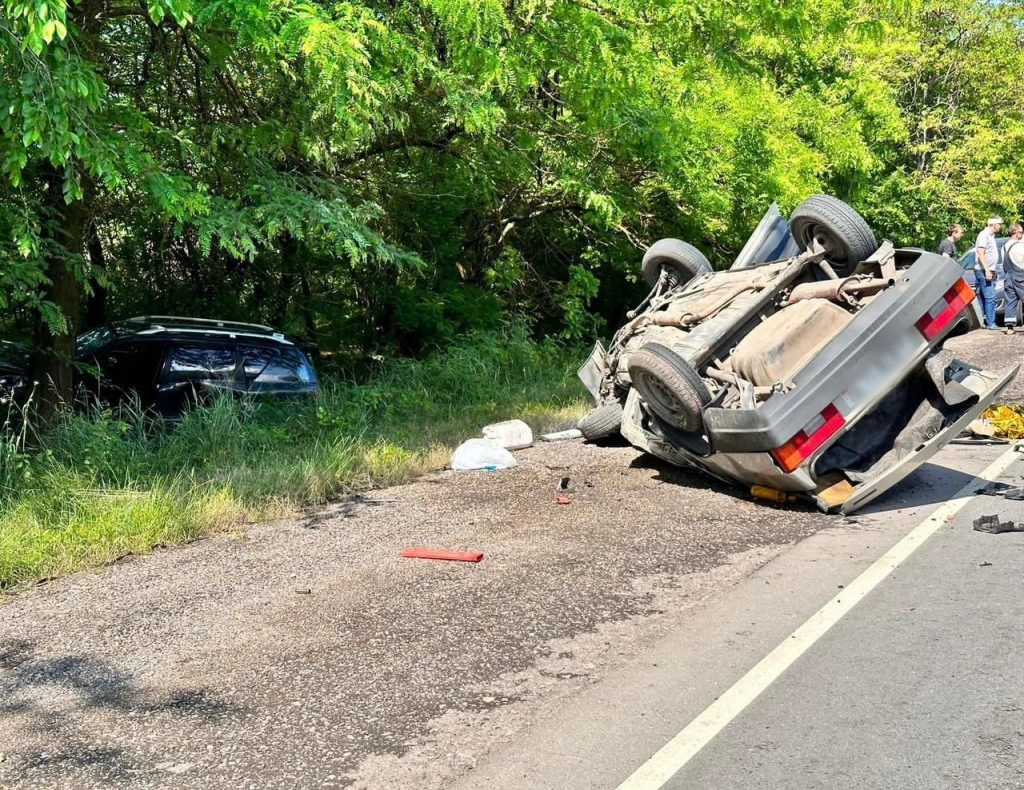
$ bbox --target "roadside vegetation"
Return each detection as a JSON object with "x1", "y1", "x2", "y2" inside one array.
[
  {"x1": 4, "y1": 1, "x2": 1024, "y2": 586},
  {"x1": 0, "y1": 327, "x2": 587, "y2": 590}
]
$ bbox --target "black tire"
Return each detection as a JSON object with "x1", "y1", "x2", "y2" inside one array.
[
  {"x1": 789, "y1": 195, "x2": 877, "y2": 277},
  {"x1": 578, "y1": 401, "x2": 623, "y2": 441},
  {"x1": 641, "y1": 239, "x2": 713, "y2": 288},
  {"x1": 626, "y1": 343, "x2": 711, "y2": 433}
]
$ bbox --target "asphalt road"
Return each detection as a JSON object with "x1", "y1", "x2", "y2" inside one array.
[
  {"x1": 455, "y1": 443, "x2": 1024, "y2": 790},
  {"x1": 2, "y1": 437, "x2": 1023, "y2": 789}
]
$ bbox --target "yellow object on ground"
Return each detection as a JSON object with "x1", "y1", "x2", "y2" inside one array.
[
  {"x1": 750, "y1": 485, "x2": 797, "y2": 504},
  {"x1": 982, "y1": 405, "x2": 1024, "y2": 439}
]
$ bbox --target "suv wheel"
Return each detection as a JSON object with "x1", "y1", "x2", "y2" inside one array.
[
  {"x1": 627, "y1": 343, "x2": 711, "y2": 433},
  {"x1": 790, "y1": 195, "x2": 877, "y2": 277}
]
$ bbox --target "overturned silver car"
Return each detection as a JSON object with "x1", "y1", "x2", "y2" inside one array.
[{"x1": 578, "y1": 195, "x2": 1017, "y2": 514}]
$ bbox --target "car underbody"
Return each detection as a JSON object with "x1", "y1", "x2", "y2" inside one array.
[{"x1": 579, "y1": 197, "x2": 1018, "y2": 514}]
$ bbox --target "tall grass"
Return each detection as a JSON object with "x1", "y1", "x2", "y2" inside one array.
[{"x1": 0, "y1": 327, "x2": 588, "y2": 590}]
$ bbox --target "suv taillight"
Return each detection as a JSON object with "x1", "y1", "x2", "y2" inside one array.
[
  {"x1": 916, "y1": 279, "x2": 975, "y2": 340},
  {"x1": 770, "y1": 403, "x2": 846, "y2": 473}
]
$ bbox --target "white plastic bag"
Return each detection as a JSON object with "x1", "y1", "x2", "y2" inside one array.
[
  {"x1": 450, "y1": 438, "x2": 518, "y2": 471},
  {"x1": 481, "y1": 419, "x2": 534, "y2": 450}
]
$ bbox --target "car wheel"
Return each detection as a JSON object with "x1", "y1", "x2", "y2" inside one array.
[
  {"x1": 789, "y1": 195, "x2": 877, "y2": 277},
  {"x1": 578, "y1": 401, "x2": 624, "y2": 441},
  {"x1": 626, "y1": 343, "x2": 711, "y2": 433},
  {"x1": 641, "y1": 239, "x2": 713, "y2": 289}
]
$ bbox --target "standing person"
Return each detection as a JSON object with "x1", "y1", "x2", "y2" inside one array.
[
  {"x1": 939, "y1": 224, "x2": 963, "y2": 259},
  {"x1": 975, "y1": 216, "x2": 1003, "y2": 330},
  {"x1": 1004, "y1": 223, "x2": 1024, "y2": 333}
]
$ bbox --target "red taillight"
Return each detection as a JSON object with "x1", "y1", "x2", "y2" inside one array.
[
  {"x1": 916, "y1": 279, "x2": 975, "y2": 340},
  {"x1": 771, "y1": 404, "x2": 846, "y2": 473}
]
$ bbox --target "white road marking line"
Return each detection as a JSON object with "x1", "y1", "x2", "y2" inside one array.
[{"x1": 616, "y1": 445, "x2": 1021, "y2": 790}]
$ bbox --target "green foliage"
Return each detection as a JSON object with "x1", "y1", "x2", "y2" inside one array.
[{"x1": 2, "y1": 1, "x2": 1024, "y2": 373}]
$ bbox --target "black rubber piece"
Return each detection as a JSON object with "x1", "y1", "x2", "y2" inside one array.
[
  {"x1": 789, "y1": 195, "x2": 878, "y2": 277},
  {"x1": 626, "y1": 343, "x2": 711, "y2": 432},
  {"x1": 578, "y1": 401, "x2": 624, "y2": 441},
  {"x1": 641, "y1": 239, "x2": 713, "y2": 288}
]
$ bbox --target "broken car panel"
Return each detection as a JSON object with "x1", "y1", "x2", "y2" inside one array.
[{"x1": 579, "y1": 195, "x2": 1017, "y2": 514}]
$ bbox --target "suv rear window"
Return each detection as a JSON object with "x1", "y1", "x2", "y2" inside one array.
[
  {"x1": 167, "y1": 346, "x2": 237, "y2": 379},
  {"x1": 240, "y1": 345, "x2": 314, "y2": 386}
]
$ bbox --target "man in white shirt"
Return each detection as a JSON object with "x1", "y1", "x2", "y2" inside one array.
[
  {"x1": 975, "y1": 216, "x2": 1003, "y2": 330},
  {"x1": 1003, "y1": 223, "x2": 1024, "y2": 332}
]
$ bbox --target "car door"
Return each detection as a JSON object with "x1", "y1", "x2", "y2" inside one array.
[
  {"x1": 90, "y1": 340, "x2": 168, "y2": 408},
  {"x1": 730, "y1": 203, "x2": 801, "y2": 270}
]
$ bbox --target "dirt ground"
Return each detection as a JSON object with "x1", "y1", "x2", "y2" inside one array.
[{"x1": 944, "y1": 329, "x2": 1024, "y2": 403}]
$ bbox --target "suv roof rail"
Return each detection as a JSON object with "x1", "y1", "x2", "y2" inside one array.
[{"x1": 123, "y1": 316, "x2": 279, "y2": 335}]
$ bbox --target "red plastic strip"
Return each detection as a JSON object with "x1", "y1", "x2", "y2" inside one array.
[{"x1": 400, "y1": 547, "x2": 485, "y2": 563}]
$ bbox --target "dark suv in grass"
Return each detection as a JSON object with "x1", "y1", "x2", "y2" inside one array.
[
  {"x1": 0, "y1": 341, "x2": 31, "y2": 413},
  {"x1": 76, "y1": 316, "x2": 319, "y2": 416}
]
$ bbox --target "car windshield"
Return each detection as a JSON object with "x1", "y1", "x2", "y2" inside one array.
[{"x1": 77, "y1": 327, "x2": 115, "y2": 356}]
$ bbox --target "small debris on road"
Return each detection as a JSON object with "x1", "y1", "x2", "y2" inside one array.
[
  {"x1": 482, "y1": 419, "x2": 534, "y2": 449},
  {"x1": 451, "y1": 438, "x2": 518, "y2": 471},
  {"x1": 540, "y1": 428, "x2": 583, "y2": 442},
  {"x1": 974, "y1": 482, "x2": 1024, "y2": 499},
  {"x1": 556, "y1": 476, "x2": 574, "y2": 494},
  {"x1": 400, "y1": 547, "x2": 485, "y2": 563},
  {"x1": 750, "y1": 485, "x2": 797, "y2": 504},
  {"x1": 555, "y1": 495, "x2": 572, "y2": 506},
  {"x1": 966, "y1": 418, "x2": 997, "y2": 438},
  {"x1": 980, "y1": 562, "x2": 993, "y2": 567},
  {"x1": 973, "y1": 515, "x2": 1024, "y2": 534},
  {"x1": 295, "y1": 588, "x2": 312, "y2": 595}
]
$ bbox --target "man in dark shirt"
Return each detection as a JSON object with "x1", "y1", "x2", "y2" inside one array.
[{"x1": 938, "y1": 224, "x2": 963, "y2": 259}]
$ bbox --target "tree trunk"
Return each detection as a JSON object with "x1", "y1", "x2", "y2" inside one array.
[
  {"x1": 85, "y1": 222, "x2": 108, "y2": 328},
  {"x1": 31, "y1": 170, "x2": 89, "y2": 420}
]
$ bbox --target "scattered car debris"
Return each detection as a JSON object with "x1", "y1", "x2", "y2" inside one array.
[
  {"x1": 950, "y1": 436, "x2": 1010, "y2": 446},
  {"x1": 981, "y1": 404, "x2": 1024, "y2": 439},
  {"x1": 750, "y1": 485, "x2": 798, "y2": 504},
  {"x1": 555, "y1": 476, "x2": 574, "y2": 494},
  {"x1": 975, "y1": 482, "x2": 1024, "y2": 499},
  {"x1": 966, "y1": 419, "x2": 996, "y2": 438},
  {"x1": 451, "y1": 438, "x2": 518, "y2": 471},
  {"x1": 295, "y1": 588, "x2": 312, "y2": 594},
  {"x1": 481, "y1": 419, "x2": 534, "y2": 449},
  {"x1": 973, "y1": 515, "x2": 1024, "y2": 534},
  {"x1": 555, "y1": 495, "x2": 572, "y2": 505},
  {"x1": 980, "y1": 561, "x2": 993, "y2": 567},
  {"x1": 577, "y1": 195, "x2": 1018, "y2": 515},
  {"x1": 540, "y1": 428, "x2": 584, "y2": 442},
  {"x1": 400, "y1": 548, "x2": 485, "y2": 562}
]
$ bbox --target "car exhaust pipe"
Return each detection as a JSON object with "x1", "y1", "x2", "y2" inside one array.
[{"x1": 784, "y1": 277, "x2": 893, "y2": 305}]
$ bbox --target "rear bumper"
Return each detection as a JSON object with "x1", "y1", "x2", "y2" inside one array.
[{"x1": 704, "y1": 252, "x2": 968, "y2": 453}]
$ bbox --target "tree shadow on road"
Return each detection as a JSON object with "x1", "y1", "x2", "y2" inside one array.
[{"x1": 0, "y1": 638, "x2": 238, "y2": 785}]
